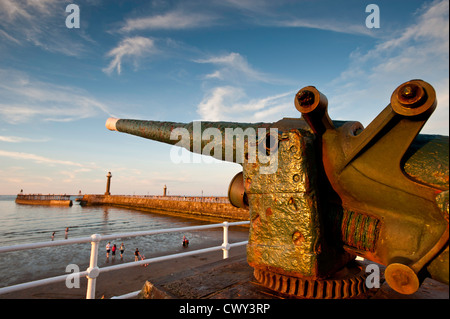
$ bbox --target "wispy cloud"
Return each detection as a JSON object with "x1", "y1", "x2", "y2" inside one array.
[
  {"x1": 103, "y1": 36, "x2": 157, "y2": 75},
  {"x1": 0, "y1": 68, "x2": 111, "y2": 124},
  {"x1": 194, "y1": 50, "x2": 293, "y2": 122},
  {"x1": 272, "y1": 18, "x2": 374, "y2": 37},
  {"x1": 197, "y1": 86, "x2": 293, "y2": 122},
  {"x1": 0, "y1": 0, "x2": 89, "y2": 56},
  {"x1": 0, "y1": 29, "x2": 21, "y2": 44},
  {"x1": 0, "y1": 135, "x2": 49, "y2": 143},
  {"x1": 0, "y1": 149, "x2": 84, "y2": 167},
  {"x1": 194, "y1": 52, "x2": 272, "y2": 83},
  {"x1": 219, "y1": 0, "x2": 375, "y2": 37},
  {"x1": 0, "y1": 0, "x2": 34, "y2": 20},
  {"x1": 325, "y1": 0, "x2": 449, "y2": 135},
  {"x1": 120, "y1": 10, "x2": 216, "y2": 32}
]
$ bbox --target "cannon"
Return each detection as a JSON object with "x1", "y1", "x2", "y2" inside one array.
[{"x1": 106, "y1": 79, "x2": 448, "y2": 298}]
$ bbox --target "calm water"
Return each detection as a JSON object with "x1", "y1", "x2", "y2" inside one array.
[{"x1": 0, "y1": 196, "x2": 248, "y2": 287}]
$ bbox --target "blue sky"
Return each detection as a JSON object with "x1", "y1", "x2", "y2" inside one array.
[{"x1": 0, "y1": 0, "x2": 448, "y2": 196}]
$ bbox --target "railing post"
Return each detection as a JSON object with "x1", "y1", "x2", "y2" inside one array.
[
  {"x1": 86, "y1": 234, "x2": 101, "y2": 299},
  {"x1": 222, "y1": 221, "x2": 230, "y2": 259}
]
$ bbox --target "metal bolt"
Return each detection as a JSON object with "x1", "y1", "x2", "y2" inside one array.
[
  {"x1": 292, "y1": 231, "x2": 304, "y2": 246},
  {"x1": 401, "y1": 85, "x2": 417, "y2": 98},
  {"x1": 397, "y1": 83, "x2": 424, "y2": 108}
]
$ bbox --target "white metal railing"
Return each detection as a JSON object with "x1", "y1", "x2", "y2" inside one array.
[{"x1": 0, "y1": 221, "x2": 249, "y2": 299}]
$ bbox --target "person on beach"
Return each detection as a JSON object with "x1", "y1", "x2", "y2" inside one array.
[
  {"x1": 112, "y1": 244, "x2": 116, "y2": 260},
  {"x1": 134, "y1": 248, "x2": 141, "y2": 261},
  {"x1": 64, "y1": 227, "x2": 69, "y2": 239},
  {"x1": 106, "y1": 242, "x2": 111, "y2": 258},
  {"x1": 51, "y1": 232, "x2": 55, "y2": 241},
  {"x1": 120, "y1": 243, "x2": 125, "y2": 260},
  {"x1": 182, "y1": 235, "x2": 189, "y2": 247}
]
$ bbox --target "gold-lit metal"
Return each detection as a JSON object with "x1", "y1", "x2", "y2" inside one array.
[
  {"x1": 228, "y1": 172, "x2": 248, "y2": 209},
  {"x1": 385, "y1": 263, "x2": 420, "y2": 295}
]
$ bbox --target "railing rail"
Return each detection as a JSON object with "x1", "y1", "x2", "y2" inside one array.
[{"x1": 0, "y1": 221, "x2": 249, "y2": 299}]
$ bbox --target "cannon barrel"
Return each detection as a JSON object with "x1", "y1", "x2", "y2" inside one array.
[
  {"x1": 106, "y1": 117, "x2": 272, "y2": 163},
  {"x1": 106, "y1": 117, "x2": 448, "y2": 190}
]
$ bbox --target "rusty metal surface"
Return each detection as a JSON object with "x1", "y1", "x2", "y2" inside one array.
[
  {"x1": 115, "y1": 119, "x2": 270, "y2": 162},
  {"x1": 296, "y1": 80, "x2": 448, "y2": 294},
  {"x1": 253, "y1": 264, "x2": 368, "y2": 299},
  {"x1": 244, "y1": 128, "x2": 354, "y2": 280}
]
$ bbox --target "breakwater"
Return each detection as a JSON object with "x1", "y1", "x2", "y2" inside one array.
[
  {"x1": 15, "y1": 194, "x2": 73, "y2": 206},
  {"x1": 80, "y1": 195, "x2": 249, "y2": 222}
]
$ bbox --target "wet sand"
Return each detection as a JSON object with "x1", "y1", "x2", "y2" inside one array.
[{"x1": 1, "y1": 245, "x2": 247, "y2": 299}]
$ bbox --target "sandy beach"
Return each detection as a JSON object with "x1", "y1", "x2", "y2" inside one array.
[{"x1": 1, "y1": 245, "x2": 247, "y2": 299}]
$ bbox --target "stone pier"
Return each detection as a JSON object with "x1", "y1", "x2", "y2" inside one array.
[{"x1": 80, "y1": 194, "x2": 249, "y2": 222}]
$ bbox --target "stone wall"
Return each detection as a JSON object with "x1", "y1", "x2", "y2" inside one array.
[
  {"x1": 81, "y1": 195, "x2": 249, "y2": 222},
  {"x1": 15, "y1": 198, "x2": 73, "y2": 206}
]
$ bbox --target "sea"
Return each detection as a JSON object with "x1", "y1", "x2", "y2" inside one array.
[{"x1": 0, "y1": 195, "x2": 249, "y2": 287}]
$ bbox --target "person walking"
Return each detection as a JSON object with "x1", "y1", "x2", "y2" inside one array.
[
  {"x1": 106, "y1": 242, "x2": 111, "y2": 258},
  {"x1": 51, "y1": 232, "x2": 55, "y2": 241},
  {"x1": 120, "y1": 243, "x2": 125, "y2": 260},
  {"x1": 182, "y1": 235, "x2": 189, "y2": 247},
  {"x1": 64, "y1": 227, "x2": 69, "y2": 239},
  {"x1": 112, "y1": 244, "x2": 117, "y2": 260},
  {"x1": 134, "y1": 248, "x2": 141, "y2": 262}
]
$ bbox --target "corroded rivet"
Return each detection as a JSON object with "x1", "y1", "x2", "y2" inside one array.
[
  {"x1": 292, "y1": 231, "x2": 304, "y2": 246},
  {"x1": 245, "y1": 177, "x2": 252, "y2": 189}
]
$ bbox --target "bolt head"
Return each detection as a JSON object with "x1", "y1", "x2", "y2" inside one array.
[
  {"x1": 397, "y1": 83, "x2": 425, "y2": 108},
  {"x1": 401, "y1": 85, "x2": 417, "y2": 98}
]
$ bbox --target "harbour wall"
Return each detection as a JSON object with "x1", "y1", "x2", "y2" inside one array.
[
  {"x1": 15, "y1": 194, "x2": 73, "y2": 206},
  {"x1": 15, "y1": 199, "x2": 73, "y2": 206},
  {"x1": 80, "y1": 195, "x2": 249, "y2": 222}
]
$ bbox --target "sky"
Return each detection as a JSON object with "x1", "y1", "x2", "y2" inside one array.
[{"x1": 0, "y1": 0, "x2": 448, "y2": 196}]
